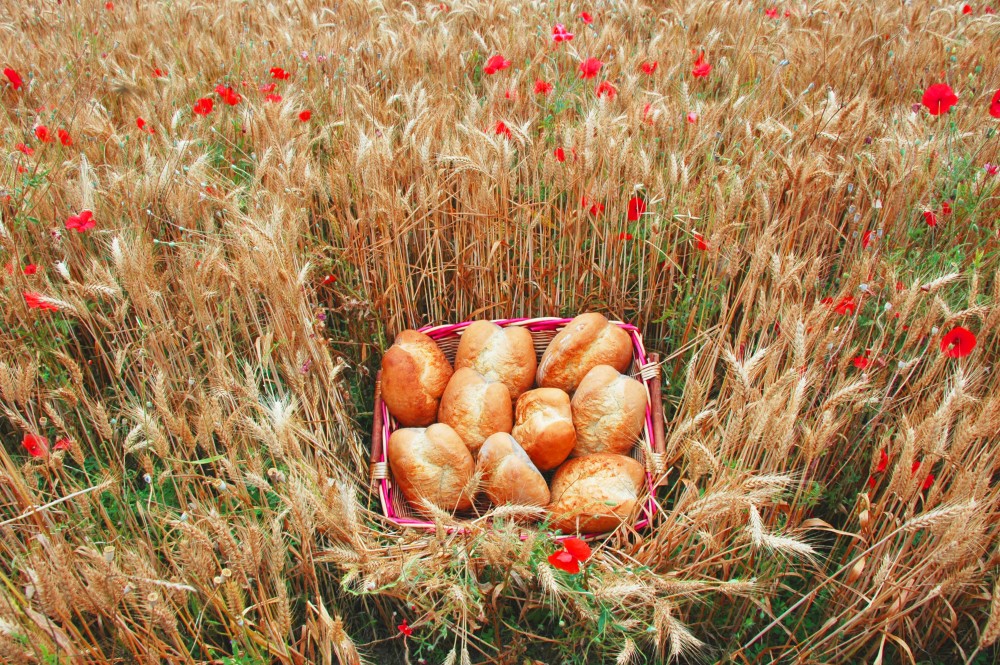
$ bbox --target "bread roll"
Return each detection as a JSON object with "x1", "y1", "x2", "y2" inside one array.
[
  {"x1": 571, "y1": 365, "x2": 648, "y2": 457},
  {"x1": 381, "y1": 330, "x2": 453, "y2": 427},
  {"x1": 476, "y1": 433, "x2": 550, "y2": 507},
  {"x1": 511, "y1": 388, "x2": 576, "y2": 470},
  {"x1": 548, "y1": 454, "x2": 646, "y2": 533},
  {"x1": 455, "y1": 321, "x2": 537, "y2": 401},
  {"x1": 387, "y1": 424, "x2": 474, "y2": 512},
  {"x1": 536, "y1": 313, "x2": 632, "y2": 393},
  {"x1": 438, "y1": 368, "x2": 513, "y2": 455}
]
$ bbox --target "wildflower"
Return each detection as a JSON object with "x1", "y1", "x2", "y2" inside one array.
[
  {"x1": 876, "y1": 449, "x2": 889, "y2": 473},
  {"x1": 595, "y1": 80, "x2": 616, "y2": 99},
  {"x1": 692, "y1": 51, "x2": 712, "y2": 78},
  {"x1": 921, "y1": 83, "x2": 958, "y2": 115},
  {"x1": 552, "y1": 24, "x2": 574, "y2": 42},
  {"x1": 260, "y1": 82, "x2": 277, "y2": 93},
  {"x1": 923, "y1": 210, "x2": 938, "y2": 227},
  {"x1": 270, "y1": 67, "x2": 291, "y2": 80},
  {"x1": 321, "y1": 274, "x2": 337, "y2": 286},
  {"x1": 215, "y1": 85, "x2": 241, "y2": 106},
  {"x1": 963, "y1": 4, "x2": 973, "y2": 13},
  {"x1": 580, "y1": 11, "x2": 594, "y2": 23},
  {"x1": 15, "y1": 143, "x2": 33, "y2": 156},
  {"x1": 582, "y1": 197, "x2": 604, "y2": 216},
  {"x1": 35, "y1": 125, "x2": 52, "y2": 142},
  {"x1": 265, "y1": 94, "x2": 283, "y2": 103},
  {"x1": 105, "y1": 1, "x2": 113, "y2": 9},
  {"x1": 834, "y1": 296, "x2": 856, "y2": 315},
  {"x1": 686, "y1": 111, "x2": 698, "y2": 123},
  {"x1": 534, "y1": 79, "x2": 553, "y2": 95},
  {"x1": 57, "y1": 128, "x2": 72, "y2": 146},
  {"x1": 693, "y1": 232, "x2": 709, "y2": 250},
  {"x1": 578, "y1": 57, "x2": 603, "y2": 79},
  {"x1": 765, "y1": 7, "x2": 779, "y2": 17},
  {"x1": 504, "y1": 89, "x2": 517, "y2": 100},
  {"x1": 554, "y1": 147, "x2": 566, "y2": 162},
  {"x1": 298, "y1": 109, "x2": 312, "y2": 122},
  {"x1": 6, "y1": 262, "x2": 37, "y2": 275},
  {"x1": 852, "y1": 356, "x2": 870, "y2": 369},
  {"x1": 990, "y1": 89, "x2": 1000, "y2": 119},
  {"x1": 54, "y1": 438, "x2": 71, "y2": 451},
  {"x1": 985, "y1": 163, "x2": 999, "y2": 176},
  {"x1": 483, "y1": 54, "x2": 511, "y2": 75},
  {"x1": 136, "y1": 117, "x2": 155, "y2": 133},
  {"x1": 66, "y1": 210, "x2": 95, "y2": 233},
  {"x1": 494, "y1": 120, "x2": 512, "y2": 139},
  {"x1": 548, "y1": 537, "x2": 592, "y2": 574},
  {"x1": 24, "y1": 292, "x2": 58, "y2": 311},
  {"x1": 627, "y1": 196, "x2": 646, "y2": 221},
  {"x1": 22, "y1": 433, "x2": 49, "y2": 457},
  {"x1": 193, "y1": 97, "x2": 214, "y2": 115},
  {"x1": 640, "y1": 61, "x2": 658, "y2": 75},
  {"x1": 153, "y1": 67, "x2": 167, "y2": 77},
  {"x1": 940, "y1": 326, "x2": 976, "y2": 358},
  {"x1": 398, "y1": 620, "x2": 413, "y2": 637},
  {"x1": 4, "y1": 67, "x2": 23, "y2": 90},
  {"x1": 619, "y1": 232, "x2": 633, "y2": 240},
  {"x1": 862, "y1": 230, "x2": 874, "y2": 248},
  {"x1": 941, "y1": 200, "x2": 952, "y2": 216}
]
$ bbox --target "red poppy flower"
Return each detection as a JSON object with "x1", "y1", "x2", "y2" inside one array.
[
  {"x1": 987, "y1": 6, "x2": 995, "y2": 12},
  {"x1": 483, "y1": 54, "x2": 511, "y2": 75},
  {"x1": 260, "y1": 83, "x2": 276, "y2": 94},
  {"x1": 554, "y1": 147, "x2": 566, "y2": 162},
  {"x1": 4, "y1": 67, "x2": 23, "y2": 90},
  {"x1": 578, "y1": 57, "x2": 603, "y2": 79},
  {"x1": 862, "y1": 230, "x2": 874, "y2": 248},
  {"x1": 193, "y1": 97, "x2": 214, "y2": 115},
  {"x1": 911, "y1": 461, "x2": 934, "y2": 490},
  {"x1": 298, "y1": 110, "x2": 312, "y2": 122},
  {"x1": 53, "y1": 437, "x2": 71, "y2": 452},
  {"x1": 105, "y1": 1, "x2": 113, "y2": 9},
  {"x1": 24, "y1": 292, "x2": 58, "y2": 311},
  {"x1": 580, "y1": 11, "x2": 594, "y2": 23},
  {"x1": 941, "y1": 200, "x2": 952, "y2": 215},
  {"x1": 940, "y1": 326, "x2": 976, "y2": 358},
  {"x1": 923, "y1": 210, "x2": 938, "y2": 227},
  {"x1": 22, "y1": 264, "x2": 38, "y2": 275},
  {"x1": 66, "y1": 209, "x2": 95, "y2": 233},
  {"x1": 15, "y1": 143, "x2": 33, "y2": 156},
  {"x1": 265, "y1": 94, "x2": 283, "y2": 103},
  {"x1": 852, "y1": 356, "x2": 870, "y2": 369},
  {"x1": 321, "y1": 274, "x2": 337, "y2": 286},
  {"x1": 582, "y1": 197, "x2": 605, "y2": 216},
  {"x1": 215, "y1": 85, "x2": 241, "y2": 106},
  {"x1": 397, "y1": 619, "x2": 413, "y2": 637},
  {"x1": 693, "y1": 232, "x2": 709, "y2": 250},
  {"x1": 534, "y1": 79, "x2": 553, "y2": 95},
  {"x1": 619, "y1": 232, "x2": 633, "y2": 240},
  {"x1": 595, "y1": 80, "x2": 616, "y2": 99},
  {"x1": 552, "y1": 24, "x2": 574, "y2": 42},
  {"x1": 876, "y1": 449, "x2": 889, "y2": 473},
  {"x1": 640, "y1": 61, "x2": 658, "y2": 75},
  {"x1": 627, "y1": 196, "x2": 646, "y2": 221},
  {"x1": 548, "y1": 549, "x2": 580, "y2": 573},
  {"x1": 990, "y1": 89, "x2": 1000, "y2": 119},
  {"x1": 562, "y1": 537, "x2": 591, "y2": 562},
  {"x1": 866, "y1": 475, "x2": 877, "y2": 490},
  {"x1": 765, "y1": 7, "x2": 779, "y2": 17},
  {"x1": 57, "y1": 129, "x2": 72, "y2": 146},
  {"x1": 35, "y1": 125, "x2": 52, "y2": 143},
  {"x1": 692, "y1": 52, "x2": 712, "y2": 78},
  {"x1": 494, "y1": 121, "x2": 512, "y2": 139},
  {"x1": 270, "y1": 67, "x2": 291, "y2": 80},
  {"x1": 22, "y1": 433, "x2": 49, "y2": 457},
  {"x1": 136, "y1": 117, "x2": 146, "y2": 130},
  {"x1": 153, "y1": 67, "x2": 167, "y2": 77},
  {"x1": 962, "y1": 3, "x2": 973, "y2": 12},
  {"x1": 686, "y1": 111, "x2": 698, "y2": 124},
  {"x1": 503, "y1": 89, "x2": 517, "y2": 100},
  {"x1": 834, "y1": 296, "x2": 856, "y2": 315},
  {"x1": 921, "y1": 83, "x2": 958, "y2": 115},
  {"x1": 986, "y1": 163, "x2": 999, "y2": 176}
]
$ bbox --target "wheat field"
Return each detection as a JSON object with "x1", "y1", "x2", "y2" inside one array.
[{"x1": 0, "y1": 0, "x2": 999, "y2": 662}]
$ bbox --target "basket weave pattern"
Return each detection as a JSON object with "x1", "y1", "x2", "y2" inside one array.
[{"x1": 370, "y1": 317, "x2": 666, "y2": 535}]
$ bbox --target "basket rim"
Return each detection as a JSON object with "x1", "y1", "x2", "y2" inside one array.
[{"x1": 373, "y1": 316, "x2": 662, "y2": 540}]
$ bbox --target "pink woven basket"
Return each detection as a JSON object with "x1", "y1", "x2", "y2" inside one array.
[{"x1": 369, "y1": 316, "x2": 666, "y2": 538}]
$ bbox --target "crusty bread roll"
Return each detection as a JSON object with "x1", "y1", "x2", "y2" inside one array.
[
  {"x1": 548, "y1": 453, "x2": 646, "y2": 533},
  {"x1": 536, "y1": 313, "x2": 632, "y2": 393},
  {"x1": 387, "y1": 424, "x2": 475, "y2": 512},
  {"x1": 510, "y1": 388, "x2": 576, "y2": 471},
  {"x1": 455, "y1": 321, "x2": 537, "y2": 401},
  {"x1": 381, "y1": 330, "x2": 453, "y2": 427},
  {"x1": 476, "y1": 433, "x2": 550, "y2": 507},
  {"x1": 438, "y1": 368, "x2": 513, "y2": 455},
  {"x1": 570, "y1": 365, "x2": 648, "y2": 457}
]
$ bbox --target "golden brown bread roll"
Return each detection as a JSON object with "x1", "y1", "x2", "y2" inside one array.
[
  {"x1": 476, "y1": 432, "x2": 550, "y2": 507},
  {"x1": 511, "y1": 388, "x2": 576, "y2": 471},
  {"x1": 536, "y1": 313, "x2": 632, "y2": 393},
  {"x1": 381, "y1": 330, "x2": 453, "y2": 427},
  {"x1": 548, "y1": 453, "x2": 646, "y2": 533},
  {"x1": 387, "y1": 424, "x2": 475, "y2": 512},
  {"x1": 570, "y1": 365, "x2": 648, "y2": 457},
  {"x1": 455, "y1": 321, "x2": 537, "y2": 401},
  {"x1": 438, "y1": 368, "x2": 513, "y2": 455}
]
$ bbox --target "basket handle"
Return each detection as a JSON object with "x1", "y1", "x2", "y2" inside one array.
[
  {"x1": 370, "y1": 371, "x2": 386, "y2": 483},
  {"x1": 648, "y1": 353, "x2": 665, "y2": 455}
]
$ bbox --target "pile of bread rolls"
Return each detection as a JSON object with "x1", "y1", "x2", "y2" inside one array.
[{"x1": 381, "y1": 313, "x2": 649, "y2": 534}]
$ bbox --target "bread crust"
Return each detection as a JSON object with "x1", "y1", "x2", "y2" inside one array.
[
  {"x1": 511, "y1": 387, "x2": 576, "y2": 470},
  {"x1": 388, "y1": 423, "x2": 475, "y2": 512},
  {"x1": 381, "y1": 330, "x2": 453, "y2": 426},
  {"x1": 570, "y1": 365, "x2": 648, "y2": 456},
  {"x1": 477, "y1": 433, "x2": 550, "y2": 506},
  {"x1": 455, "y1": 321, "x2": 537, "y2": 401},
  {"x1": 438, "y1": 368, "x2": 513, "y2": 455},
  {"x1": 548, "y1": 453, "x2": 645, "y2": 533},
  {"x1": 536, "y1": 313, "x2": 632, "y2": 393}
]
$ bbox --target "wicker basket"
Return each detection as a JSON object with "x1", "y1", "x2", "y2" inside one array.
[{"x1": 369, "y1": 317, "x2": 666, "y2": 537}]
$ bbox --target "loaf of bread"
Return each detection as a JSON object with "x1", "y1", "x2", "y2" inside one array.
[
  {"x1": 438, "y1": 368, "x2": 513, "y2": 455},
  {"x1": 476, "y1": 433, "x2": 550, "y2": 507},
  {"x1": 510, "y1": 388, "x2": 576, "y2": 471},
  {"x1": 548, "y1": 453, "x2": 646, "y2": 533},
  {"x1": 570, "y1": 365, "x2": 648, "y2": 457},
  {"x1": 381, "y1": 330, "x2": 453, "y2": 427},
  {"x1": 455, "y1": 321, "x2": 537, "y2": 401},
  {"x1": 387, "y1": 424, "x2": 475, "y2": 512},
  {"x1": 536, "y1": 313, "x2": 632, "y2": 393}
]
